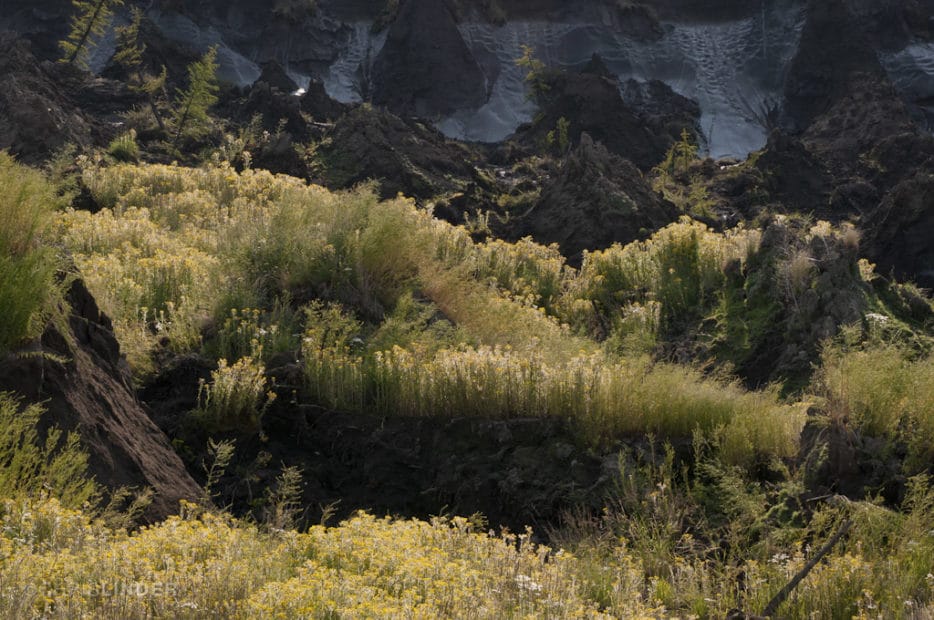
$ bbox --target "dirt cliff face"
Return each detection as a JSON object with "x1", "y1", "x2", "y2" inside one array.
[
  {"x1": 772, "y1": 0, "x2": 934, "y2": 287},
  {"x1": 371, "y1": 0, "x2": 489, "y2": 117},
  {"x1": 0, "y1": 279, "x2": 202, "y2": 522},
  {"x1": 521, "y1": 134, "x2": 679, "y2": 265},
  {"x1": 0, "y1": 33, "x2": 143, "y2": 165}
]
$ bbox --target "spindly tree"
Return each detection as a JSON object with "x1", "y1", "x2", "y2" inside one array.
[
  {"x1": 515, "y1": 44, "x2": 550, "y2": 103},
  {"x1": 172, "y1": 46, "x2": 220, "y2": 148},
  {"x1": 61, "y1": 0, "x2": 125, "y2": 69},
  {"x1": 114, "y1": 8, "x2": 168, "y2": 132}
]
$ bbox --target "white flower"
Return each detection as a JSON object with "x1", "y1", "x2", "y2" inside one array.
[{"x1": 515, "y1": 574, "x2": 543, "y2": 593}]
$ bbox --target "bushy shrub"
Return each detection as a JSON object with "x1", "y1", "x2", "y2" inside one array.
[
  {"x1": 0, "y1": 152, "x2": 63, "y2": 354},
  {"x1": 195, "y1": 356, "x2": 275, "y2": 433},
  {"x1": 570, "y1": 218, "x2": 756, "y2": 334},
  {"x1": 817, "y1": 339, "x2": 934, "y2": 469},
  {"x1": 107, "y1": 130, "x2": 140, "y2": 163},
  {"x1": 0, "y1": 392, "x2": 98, "y2": 509}
]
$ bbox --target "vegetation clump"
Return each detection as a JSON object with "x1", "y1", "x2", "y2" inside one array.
[
  {"x1": 172, "y1": 47, "x2": 220, "y2": 149},
  {"x1": 0, "y1": 153, "x2": 64, "y2": 354},
  {"x1": 1, "y1": 120, "x2": 932, "y2": 617}
]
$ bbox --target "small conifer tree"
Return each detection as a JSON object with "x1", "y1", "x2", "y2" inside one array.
[
  {"x1": 515, "y1": 44, "x2": 550, "y2": 102},
  {"x1": 114, "y1": 8, "x2": 168, "y2": 132},
  {"x1": 172, "y1": 46, "x2": 220, "y2": 149},
  {"x1": 60, "y1": 0, "x2": 125, "y2": 69}
]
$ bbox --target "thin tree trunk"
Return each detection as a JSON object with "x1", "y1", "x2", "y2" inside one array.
[
  {"x1": 761, "y1": 519, "x2": 853, "y2": 617},
  {"x1": 136, "y1": 70, "x2": 166, "y2": 133},
  {"x1": 173, "y1": 96, "x2": 194, "y2": 148}
]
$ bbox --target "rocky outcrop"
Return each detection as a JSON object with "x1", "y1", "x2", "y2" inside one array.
[
  {"x1": 255, "y1": 59, "x2": 299, "y2": 93},
  {"x1": 0, "y1": 0, "x2": 70, "y2": 62},
  {"x1": 0, "y1": 33, "x2": 142, "y2": 164},
  {"x1": 0, "y1": 34, "x2": 93, "y2": 163},
  {"x1": 371, "y1": 0, "x2": 488, "y2": 117},
  {"x1": 0, "y1": 279, "x2": 202, "y2": 522},
  {"x1": 772, "y1": 0, "x2": 934, "y2": 287},
  {"x1": 783, "y1": 0, "x2": 885, "y2": 132},
  {"x1": 512, "y1": 59, "x2": 700, "y2": 171},
  {"x1": 753, "y1": 130, "x2": 832, "y2": 216},
  {"x1": 783, "y1": 0, "x2": 917, "y2": 170},
  {"x1": 864, "y1": 169, "x2": 934, "y2": 288},
  {"x1": 300, "y1": 78, "x2": 349, "y2": 122},
  {"x1": 848, "y1": 0, "x2": 934, "y2": 49},
  {"x1": 799, "y1": 415, "x2": 904, "y2": 503},
  {"x1": 521, "y1": 134, "x2": 678, "y2": 264},
  {"x1": 313, "y1": 104, "x2": 482, "y2": 200}
]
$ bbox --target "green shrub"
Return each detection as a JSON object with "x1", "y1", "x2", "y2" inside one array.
[
  {"x1": 0, "y1": 153, "x2": 63, "y2": 354},
  {"x1": 107, "y1": 129, "x2": 140, "y2": 163},
  {"x1": 195, "y1": 357, "x2": 275, "y2": 433},
  {"x1": 571, "y1": 218, "x2": 752, "y2": 335},
  {"x1": 0, "y1": 392, "x2": 99, "y2": 509},
  {"x1": 817, "y1": 340, "x2": 934, "y2": 469}
]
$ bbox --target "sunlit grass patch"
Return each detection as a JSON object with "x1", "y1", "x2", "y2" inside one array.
[{"x1": 0, "y1": 152, "x2": 65, "y2": 353}]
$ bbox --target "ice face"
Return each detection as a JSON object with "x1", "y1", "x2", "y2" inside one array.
[
  {"x1": 151, "y1": 11, "x2": 261, "y2": 86},
  {"x1": 445, "y1": 4, "x2": 805, "y2": 158},
  {"x1": 880, "y1": 41, "x2": 934, "y2": 130},
  {"x1": 322, "y1": 22, "x2": 387, "y2": 103},
  {"x1": 319, "y1": 3, "x2": 807, "y2": 159}
]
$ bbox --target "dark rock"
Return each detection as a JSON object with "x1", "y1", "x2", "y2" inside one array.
[
  {"x1": 847, "y1": 0, "x2": 931, "y2": 49},
  {"x1": 152, "y1": 1, "x2": 351, "y2": 77},
  {"x1": 800, "y1": 415, "x2": 864, "y2": 497},
  {"x1": 313, "y1": 104, "x2": 482, "y2": 200},
  {"x1": 216, "y1": 80, "x2": 311, "y2": 177},
  {"x1": 200, "y1": 400, "x2": 615, "y2": 533},
  {"x1": 864, "y1": 170, "x2": 934, "y2": 289},
  {"x1": 0, "y1": 33, "x2": 142, "y2": 163},
  {"x1": 800, "y1": 413, "x2": 907, "y2": 504},
  {"x1": 784, "y1": 0, "x2": 917, "y2": 174},
  {"x1": 371, "y1": 0, "x2": 488, "y2": 117},
  {"x1": 101, "y1": 14, "x2": 202, "y2": 94},
  {"x1": 255, "y1": 59, "x2": 299, "y2": 93},
  {"x1": 613, "y1": 4, "x2": 664, "y2": 42},
  {"x1": 753, "y1": 130, "x2": 832, "y2": 215},
  {"x1": 621, "y1": 78, "x2": 703, "y2": 153},
  {"x1": 521, "y1": 133, "x2": 678, "y2": 265},
  {"x1": 300, "y1": 77, "x2": 349, "y2": 122},
  {"x1": 139, "y1": 354, "x2": 216, "y2": 439},
  {"x1": 236, "y1": 81, "x2": 307, "y2": 137},
  {"x1": 512, "y1": 65, "x2": 700, "y2": 171},
  {"x1": 0, "y1": 0, "x2": 70, "y2": 61},
  {"x1": 0, "y1": 279, "x2": 202, "y2": 522},
  {"x1": 0, "y1": 34, "x2": 93, "y2": 163},
  {"x1": 783, "y1": 0, "x2": 886, "y2": 133}
]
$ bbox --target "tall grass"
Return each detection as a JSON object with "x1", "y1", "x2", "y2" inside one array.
[
  {"x1": 302, "y1": 304, "x2": 802, "y2": 464},
  {"x1": 65, "y1": 161, "x2": 812, "y2": 462},
  {"x1": 817, "y1": 340, "x2": 934, "y2": 469},
  {"x1": 0, "y1": 153, "x2": 64, "y2": 354}
]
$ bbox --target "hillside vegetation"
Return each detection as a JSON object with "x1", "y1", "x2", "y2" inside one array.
[
  {"x1": 62, "y1": 160, "x2": 813, "y2": 464},
  {"x1": 0, "y1": 150, "x2": 930, "y2": 617}
]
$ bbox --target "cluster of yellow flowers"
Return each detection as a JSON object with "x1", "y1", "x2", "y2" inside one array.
[
  {"x1": 2, "y1": 494, "x2": 931, "y2": 618},
  {"x1": 0, "y1": 497, "x2": 658, "y2": 619}
]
